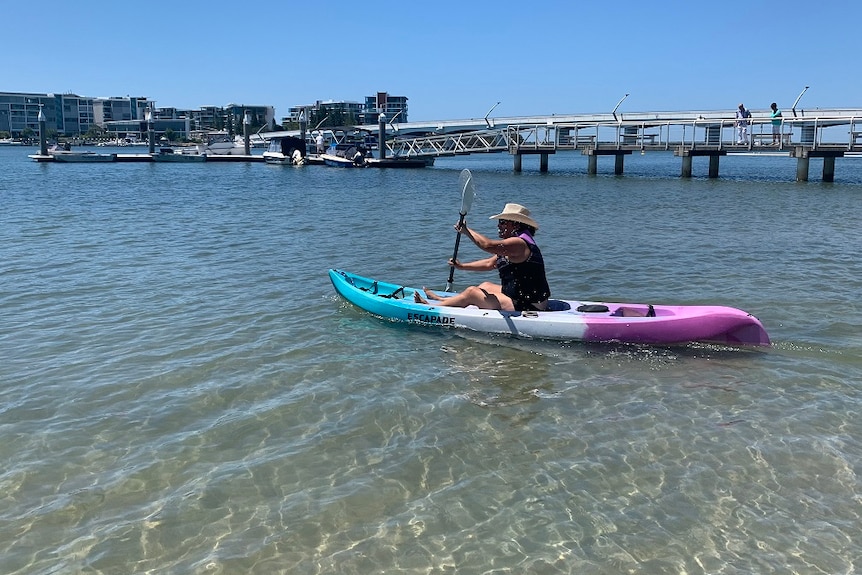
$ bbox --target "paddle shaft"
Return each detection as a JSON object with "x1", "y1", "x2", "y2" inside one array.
[{"x1": 446, "y1": 213, "x2": 467, "y2": 287}]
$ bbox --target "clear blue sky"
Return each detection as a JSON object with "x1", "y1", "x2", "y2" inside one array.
[{"x1": 5, "y1": 0, "x2": 859, "y2": 122}]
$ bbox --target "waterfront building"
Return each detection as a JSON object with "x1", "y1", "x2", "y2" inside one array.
[
  {"x1": 362, "y1": 92, "x2": 408, "y2": 124},
  {"x1": 283, "y1": 92, "x2": 408, "y2": 129},
  {"x1": 286, "y1": 100, "x2": 365, "y2": 129},
  {"x1": 93, "y1": 96, "x2": 150, "y2": 125},
  {"x1": 0, "y1": 91, "x2": 154, "y2": 138},
  {"x1": 0, "y1": 92, "x2": 50, "y2": 137},
  {"x1": 223, "y1": 103, "x2": 276, "y2": 133}
]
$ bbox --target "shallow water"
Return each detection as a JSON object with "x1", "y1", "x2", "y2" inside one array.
[{"x1": 2, "y1": 147, "x2": 862, "y2": 573}]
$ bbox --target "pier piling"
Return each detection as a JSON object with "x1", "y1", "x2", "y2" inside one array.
[
  {"x1": 675, "y1": 148, "x2": 726, "y2": 179},
  {"x1": 791, "y1": 147, "x2": 844, "y2": 182},
  {"x1": 378, "y1": 114, "x2": 387, "y2": 160},
  {"x1": 823, "y1": 156, "x2": 836, "y2": 182},
  {"x1": 243, "y1": 110, "x2": 251, "y2": 156},
  {"x1": 583, "y1": 148, "x2": 632, "y2": 175},
  {"x1": 38, "y1": 106, "x2": 47, "y2": 156},
  {"x1": 681, "y1": 155, "x2": 692, "y2": 178},
  {"x1": 146, "y1": 107, "x2": 155, "y2": 154}
]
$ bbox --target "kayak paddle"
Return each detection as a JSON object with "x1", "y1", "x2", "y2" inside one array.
[{"x1": 445, "y1": 169, "x2": 476, "y2": 291}]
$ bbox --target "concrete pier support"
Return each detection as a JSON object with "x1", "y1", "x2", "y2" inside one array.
[
  {"x1": 614, "y1": 154, "x2": 624, "y2": 175},
  {"x1": 583, "y1": 148, "x2": 632, "y2": 175},
  {"x1": 675, "y1": 147, "x2": 726, "y2": 179},
  {"x1": 243, "y1": 110, "x2": 251, "y2": 155},
  {"x1": 38, "y1": 106, "x2": 47, "y2": 156},
  {"x1": 681, "y1": 155, "x2": 692, "y2": 178},
  {"x1": 709, "y1": 155, "x2": 721, "y2": 178},
  {"x1": 796, "y1": 156, "x2": 810, "y2": 182},
  {"x1": 378, "y1": 113, "x2": 387, "y2": 160},
  {"x1": 511, "y1": 150, "x2": 554, "y2": 172},
  {"x1": 791, "y1": 147, "x2": 844, "y2": 182},
  {"x1": 823, "y1": 156, "x2": 836, "y2": 182},
  {"x1": 299, "y1": 109, "x2": 307, "y2": 152},
  {"x1": 147, "y1": 108, "x2": 155, "y2": 154}
]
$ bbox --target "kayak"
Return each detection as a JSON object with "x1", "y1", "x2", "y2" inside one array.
[{"x1": 328, "y1": 269, "x2": 771, "y2": 347}]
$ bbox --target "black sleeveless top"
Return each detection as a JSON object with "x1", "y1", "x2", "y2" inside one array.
[{"x1": 495, "y1": 232, "x2": 551, "y2": 311}]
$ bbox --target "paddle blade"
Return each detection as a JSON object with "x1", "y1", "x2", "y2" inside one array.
[
  {"x1": 458, "y1": 169, "x2": 475, "y2": 215},
  {"x1": 447, "y1": 170, "x2": 475, "y2": 291}
]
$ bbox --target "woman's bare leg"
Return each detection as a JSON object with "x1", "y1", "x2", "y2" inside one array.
[{"x1": 415, "y1": 283, "x2": 514, "y2": 311}]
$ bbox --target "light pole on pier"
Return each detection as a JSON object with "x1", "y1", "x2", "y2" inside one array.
[
  {"x1": 485, "y1": 101, "x2": 501, "y2": 128},
  {"x1": 612, "y1": 94, "x2": 629, "y2": 122},
  {"x1": 791, "y1": 86, "x2": 809, "y2": 118}
]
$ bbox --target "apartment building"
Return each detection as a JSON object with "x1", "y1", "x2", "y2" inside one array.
[{"x1": 284, "y1": 91, "x2": 408, "y2": 128}]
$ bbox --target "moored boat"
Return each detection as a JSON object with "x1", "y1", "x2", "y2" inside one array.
[
  {"x1": 262, "y1": 135, "x2": 307, "y2": 165},
  {"x1": 320, "y1": 153, "x2": 360, "y2": 167},
  {"x1": 49, "y1": 150, "x2": 116, "y2": 163},
  {"x1": 201, "y1": 132, "x2": 245, "y2": 155},
  {"x1": 329, "y1": 269, "x2": 771, "y2": 347},
  {"x1": 320, "y1": 142, "x2": 369, "y2": 167},
  {"x1": 152, "y1": 147, "x2": 207, "y2": 162}
]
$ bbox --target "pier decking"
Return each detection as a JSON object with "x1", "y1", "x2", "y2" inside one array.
[{"x1": 373, "y1": 109, "x2": 862, "y2": 181}]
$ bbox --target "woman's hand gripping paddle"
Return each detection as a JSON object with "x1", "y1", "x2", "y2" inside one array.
[{"x1": 445, "y1": 169, "x2": 476, "y2": 291}]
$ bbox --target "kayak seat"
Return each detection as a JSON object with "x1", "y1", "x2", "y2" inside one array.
[
  {"x1": 612, "y1": 304, "x2": 656, "y2": 317},
  {"x1": 577, "y1": 304, "x2": 609, "y2": 313},
  {"x1": 547, "y1": 300, "x2": 572, "y2": 312}
]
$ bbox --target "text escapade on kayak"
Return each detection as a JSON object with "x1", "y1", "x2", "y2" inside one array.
[{"x1": 407, "y1": 312, "x2": 455, "y2": 325}]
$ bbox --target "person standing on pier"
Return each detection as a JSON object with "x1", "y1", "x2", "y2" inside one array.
[
  {"x1": 770, "y1": 103, "x2": 783, "y2": 145},
  {"x1": 736, "y1": 103, "x2": 751, "y2": 145}
]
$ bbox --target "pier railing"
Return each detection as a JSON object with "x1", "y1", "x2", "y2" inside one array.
[
  {"x1": 507, "y1": 116, "x2": 861, "y2": 153},
  {"x1": 379, "y1": 113, "x2": 861, "y2": 159},
  {"x1": 387, "y1": 130, "x2": 509, "y2": 158}
]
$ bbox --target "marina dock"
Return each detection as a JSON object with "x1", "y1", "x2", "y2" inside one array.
[{"x1": 28, "y1": 153, "x2": 265, "y2": 163}]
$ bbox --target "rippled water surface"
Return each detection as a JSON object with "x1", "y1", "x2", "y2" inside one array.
[{"x1": 2, "y1": 147, "x2": 862, "y2": 573}]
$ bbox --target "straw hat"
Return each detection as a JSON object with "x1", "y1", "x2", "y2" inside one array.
[{"x1": 489, "y1": 203, "x2": 539, "y2": 230}]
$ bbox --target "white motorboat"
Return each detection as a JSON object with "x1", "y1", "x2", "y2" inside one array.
[
  {"x1": 263, "y1": 135, "x2": 307, "y2": 165},
  {"x1": 49, "y1": 150, "x2": 116, "y2": 163},
  {"x1": 201, "y1": 132, "x2": 246, "y2": 155},
  {"x1": 152, "y1": 147, "x2": 207, "y2": 162}
]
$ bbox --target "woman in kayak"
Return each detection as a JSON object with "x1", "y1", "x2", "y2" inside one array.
[{"x1": 415, "y1": 203, "x2": 551, "y2": 311}]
